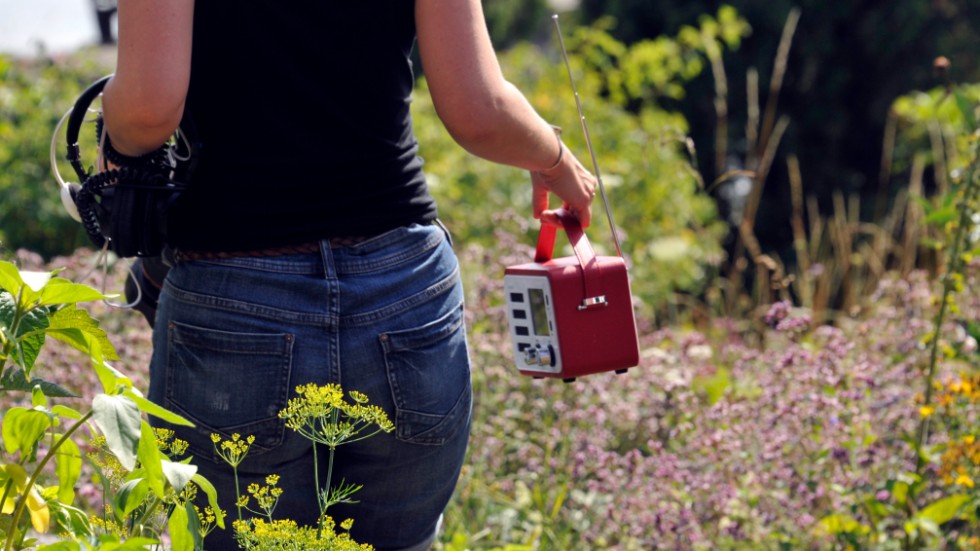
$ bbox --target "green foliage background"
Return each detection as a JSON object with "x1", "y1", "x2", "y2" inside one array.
[{"x1": 0, "y1": 54, "x2": 111, "y2": 258}]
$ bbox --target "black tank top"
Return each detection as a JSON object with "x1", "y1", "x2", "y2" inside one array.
[{"x1": 167, "y1": 1, "x2": 437, "y2": 251}]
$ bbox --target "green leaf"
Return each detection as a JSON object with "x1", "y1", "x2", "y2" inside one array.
[
  {"x1": 816, "y1": 513, "x2": 867, "y2": 535},
  {"x1": 891, "y1": 480, "x2": 909, "y2": 506},
  {"x1": 137, "y1": 421, "x2": 166, "y2": 499},
  {"x1": 162, "y1": 460, "x2": 198, "y2": 493},
  {"x1": 31, "y1": 385, "x2": 47, "y2": 408},
  {"x1": 693, "y1": 367, "x2": 730, "y2": 405},
  {"x1": 36, "y1": 542, "x2": 80, "y2": 551},
  {"x1": 925, "y1": 205, "x2": 958, "y2": 226},
  {"x1": 93, "y1": 361, "x2": 133, "y2": 395},
  {"x1": 19, "y1": 271, "x2": 52, "y2": 293},
  {"x1": 0, "y1": 292, "x2": 50, "y2": 373},
  {"x1": 37, "y1": 278, "x2": 107, "y2": 307},
  {"x1": 54, "y1": 436, "x2": 82, "y2": 503},
  {"x1": 115, "y1": 478, "x2": 150, "y2": 518},
  {"x1": 0, "y1": 368, "x2": 77, "y2": 398},
  {"x1": 0, "y1": 261, "x2": 26, "y2": 297},
  {"x1": 47, "y1": 500, "x2": 95, "y2": 540},
  {"x1": 183, "y1": 499, "x2": 204, "y2": 551},
  {"x1": 124, "y1": 389, "x2": 194, "y2": 427},
  {"x1": 191, "y1": 473, "x2": 225, "y2": 529},
  {"x1": 168, "y1": 503, "x2": 193, "y2": 551},
  {"x1": 91, "y1": 394, "x2": 142, "y2": 471},
  {"x1": 2, "y1": 407, "x2": 51, "y2": 456},
  {"x1": 916, "y1": 494, "x2": 970, "y2": 526},
  {"x1": 45, "y1": 304, "x2": 119, "y2": 361},
  {"x1": 955, "y1": 89, "x2": 978, "y2": 132},
  {"x1": 51, "y1": 404, "x2": 83, "y2": 420}
]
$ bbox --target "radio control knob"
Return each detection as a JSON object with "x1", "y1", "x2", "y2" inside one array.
[
  {"x1": 547, "y1": 345, "x2": 556, "y2": 367},
  {"x1": 538, "y1": 346, "x2": 552, "y2": 367},
  {"x1": 524, "y1": 348, "x2": 539, "y2": 365}
]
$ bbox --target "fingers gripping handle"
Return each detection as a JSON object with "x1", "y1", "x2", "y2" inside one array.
[{"x1": 534, "y1": 209, "x2": 608, "y2": 310}]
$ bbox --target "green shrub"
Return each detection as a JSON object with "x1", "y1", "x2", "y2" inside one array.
[{"x1": 0, "y1": 50, "x2": 113, "y2": 260}]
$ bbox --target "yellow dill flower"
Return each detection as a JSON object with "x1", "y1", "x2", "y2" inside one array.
[
  {"x1": 213, "y1": 433, "x2": 255, "y2": 467},
  {"x1": 964, "y1": 435, "x2": 976, "y2": 445},
  {"x1": 341, "y1": 518, "x2": 354, "y2": 531},
  {"x1": 279, "y1": 383, "x2": 394, "y2": 448},
  {"x1": 956, "y1": 474, "x2": 975, "y2": 488},
  {"x1": 919, "y1": 405, "x2": 936, "y2": 418}
]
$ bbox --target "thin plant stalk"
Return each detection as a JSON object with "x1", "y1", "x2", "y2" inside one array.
[
  {"x1": 4, "y1": 410, "x2": 94, "y2": 551},
  {"x1": 915, "y1": 140, "x2": 979, "y2": 473}
]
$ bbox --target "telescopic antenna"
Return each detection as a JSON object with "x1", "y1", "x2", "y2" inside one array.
[{"x1": 551, "y1": 14, "x2": 624, "y2": 258}]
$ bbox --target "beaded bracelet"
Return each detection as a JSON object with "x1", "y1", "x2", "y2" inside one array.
[{"x1": 95, "y1": 115, "x2": 169, "y2": 170}]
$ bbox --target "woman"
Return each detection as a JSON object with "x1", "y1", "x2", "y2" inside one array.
[{"x1": 101, "y1": 2, "x2": 596, "y2": 550}]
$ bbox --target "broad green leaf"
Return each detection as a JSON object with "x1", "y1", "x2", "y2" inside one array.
[
  {"x1": 916, "y1": 494, "x2": 970, "y2": 526},
  {"x1": 115, "y1": 478, "x2": 150, "y2": 518},
  {"x1": 192, "y1": 473, "x2": 225, "y2": 529},
  {"x1": 0, "y1": 292, "x2": 49, "y2": 373},
  {"x1": 92, "y1": 394, "x2": 141, "y2": 470},
  {"x1": 137, "y1": 421, "x2": 166, "y2": 498},
  {"x1": 0, "y1": 368, "x2": 77, "y2": 397},
  {"x1": 168, "y1": 503, "x2": 193, "y2": 551},
  {"x1": 19, "y1": 271, "x2": 52, "y2": 293},
  {"x1": 46, "y1": 305, "x2": 119, "y2": 361},
  {"x1": 162, "y1": 460, "x2": 197, "y2": 493},
  {"x1": 51, "y1": 404, "x2": 83, "y2": 420},
  {"x1": 37, "y1": 278, "x2": 107, "y2": 306},
  {"x1": 54, "y1": 436, "x2": 82, "y2": 503},
  {"x1": 2, "y1": 407, "x2": 51, "y2": 456},
  {"x1": 124, "y1": 389, "x2": 194, "y2": 427},
  {"x1": 0, "y1": 261, "x2": 26, "y2": 296},
  {"x1": 93, "y1": 361, "x2": 133, "y2": 395},
  {"x1": 46, "y1": 501, "x2": 94, "y2": 540}
]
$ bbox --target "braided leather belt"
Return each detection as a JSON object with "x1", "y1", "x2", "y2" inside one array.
[{"x1": 173, "y1": 235, "x2": 371, "y2": 263}]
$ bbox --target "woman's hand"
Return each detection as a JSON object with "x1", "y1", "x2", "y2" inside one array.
[{"x1": 531, "y1": 146, "x2": 597, "y2": 228}]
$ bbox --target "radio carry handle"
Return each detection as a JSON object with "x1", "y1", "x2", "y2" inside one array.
[{"x1": 534, "y1": 209, "x2": 608, "y2": 311}]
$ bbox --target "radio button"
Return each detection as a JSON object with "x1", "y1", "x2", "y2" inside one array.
[{"x1": 538, "y1": 346, "x2": 552, "y2": 367}]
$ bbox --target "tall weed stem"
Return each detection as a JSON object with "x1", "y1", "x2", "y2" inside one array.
[
  {"x1": 915, "y1": 137, "x2": 980, "y2": 473},
  {"x1": 3, "y1": 410, "x2": 94, "y2": 551}
]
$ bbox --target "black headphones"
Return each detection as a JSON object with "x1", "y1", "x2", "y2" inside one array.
[{"x1": 60, "y1": 75, "x2": 198, "y2": 258}]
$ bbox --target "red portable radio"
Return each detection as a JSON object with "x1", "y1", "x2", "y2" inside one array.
[
  {"x1": 503, "y1": 15, "x2": 640, "y2": 381},
  {"x1": 504, "y1": 211, "x2": 639, "y2": 381}
]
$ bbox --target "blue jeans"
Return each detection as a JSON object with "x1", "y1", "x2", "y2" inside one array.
[{"x1": 148, "y1": 223, "x2": 472, "y2": 551}]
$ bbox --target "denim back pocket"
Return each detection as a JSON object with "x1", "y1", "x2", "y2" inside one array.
[
  {"x1": 380, "y1": 303, "x2": 472, "y2": 446},
  {"x1": 165, "y1": 321, "x2": 294, "y2": 459}
]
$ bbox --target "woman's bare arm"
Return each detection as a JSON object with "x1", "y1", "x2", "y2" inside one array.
[
  {"x1": 101, "y1": 0, "x2": 194, "y2": 157},
  {"x1": 416, "y1": 0, "x2": 596, "y2": 226}
]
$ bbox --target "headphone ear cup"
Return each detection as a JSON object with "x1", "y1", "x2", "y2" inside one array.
[{"x1": 60, "y1": 182, "x2": 83, "y2": 223}]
